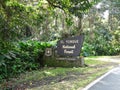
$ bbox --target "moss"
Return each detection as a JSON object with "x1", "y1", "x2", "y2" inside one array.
[{"x1": 43, "y1": 56, "x2": 84, "y2": 67}]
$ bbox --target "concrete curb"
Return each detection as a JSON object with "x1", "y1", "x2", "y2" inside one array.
[{"x1": 82, "y1": 67, "x2": 119, "y2": 90}]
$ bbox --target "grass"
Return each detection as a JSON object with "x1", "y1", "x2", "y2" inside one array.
[
  {"x1": 86, "y1": 56, "x2": 120, "y2": 59},
  {"x1": 27, "y1": 66, "x2": 113, "y2": 90},
  {"x1": 0, "y1": 57, "x2": 119, "y2": 90},
  {"x1": 13, "y1": 59, "x2": 107, "y2": 82}
]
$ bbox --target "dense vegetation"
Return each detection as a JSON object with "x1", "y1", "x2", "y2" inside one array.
[
  {"x1": 82, "y1": 0, "x2": 120, "y2": 56},
  {"x1": 0, "y1": 0, "x2": 120, "y2": 81}
]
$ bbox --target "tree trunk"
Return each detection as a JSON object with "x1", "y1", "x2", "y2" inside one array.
[{"x1": 77, "y1": 15, "x2": 83, "y2": 35}]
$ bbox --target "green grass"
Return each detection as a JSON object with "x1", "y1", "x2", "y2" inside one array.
[
  {"x1": 27, "y1": 66, "x2": 113, "y2": 90},
  {"x1": 14, "y1": 59, "x2": 107, "y2": 83},
  {"x1": 86, "y1": 56, "x2": 120, "y2": 59},
  {"x1": 0, "y1": 57, "x2": 118, "y2": 90},
  {"x1": 85, "y1": 58, "x2": 105, "y2": 64}
]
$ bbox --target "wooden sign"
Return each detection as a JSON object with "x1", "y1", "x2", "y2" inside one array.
[{"x1": 56, "y1": 35, "x2": 84, "y2": 57}]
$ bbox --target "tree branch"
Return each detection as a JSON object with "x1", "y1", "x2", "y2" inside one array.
[{"x1": 46, "y1": 0, "x2": 63, "y2": 10}]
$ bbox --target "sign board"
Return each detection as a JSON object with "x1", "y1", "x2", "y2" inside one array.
[
  {"x1": 45, "y1": 48, "x2": 52, "y2": 56},
  {"x1": 56, "y1": 35, "x2": 84, "y2": 57}
]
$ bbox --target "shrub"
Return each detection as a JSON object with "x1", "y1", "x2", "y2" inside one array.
[{"x1": 0, "y1": 40, "x2": 55, "y2": 81}]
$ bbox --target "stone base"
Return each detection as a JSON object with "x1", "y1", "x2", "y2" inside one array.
[{"x1": 43, "y1": 56, "x2": 84, "y2": 67}]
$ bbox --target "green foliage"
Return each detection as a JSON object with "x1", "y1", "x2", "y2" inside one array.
[
  {"x1": 82, "y1": 28, "x2": 120, "y2": 56},
  {"x1": 82, "y1": 42, "x2": 95, "y2": 56},
  {"x1": 82, "y1": 0, "x2": 120, "y2": 56},
  {"x1": 47, "y1": 0, "x2": 94, "y2": 15},
  {"x1": 0, "y1": 40, "x2": 54, "y2": 81}
]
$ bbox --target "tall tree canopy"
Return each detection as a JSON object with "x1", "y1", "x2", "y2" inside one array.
[{"x1": 0, "y1": 0, "x2": 99, "y2": 42}]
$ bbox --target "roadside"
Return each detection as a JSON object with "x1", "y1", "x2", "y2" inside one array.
[
  {"x1": 85, "y1": 56, "x2": 120, "y2": 63},
  {"x1": 83, "y1": 66, "x2": 120, "y2": 90},
  {"x1": 82, "y1": 56, "x2": 120, "y2": 90},
  {"x1": 0, "y1": 56, "x2": 119, "y2": 90}
]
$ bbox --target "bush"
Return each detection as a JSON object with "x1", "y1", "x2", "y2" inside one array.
[
  {"x1": 82, "y1": 40, "x2": 120, "y2": 56},
  {"x1": 82, "y1": 42, "x2": 95, "y2": 57},
  {"x1": 0, "y1": 40, "x2": 54, "y2": 81}
]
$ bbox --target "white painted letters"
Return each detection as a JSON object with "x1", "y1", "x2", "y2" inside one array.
[
  {"x1": 64, "y1": 49, "x2": 74, "y2": 54},
  {"x1": 62, "y1": 45, "x2": 75, "y2": 49}
]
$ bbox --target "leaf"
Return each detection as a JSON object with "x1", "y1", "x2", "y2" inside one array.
[
  {"x1": 9, "y1": 51, "x2": 16, "y2": 58},
  {"x1": 0, "y1": 55, "x2": 5, "y2": 60},
  {"x1": 0, "y1": 60, "x2": 6, "y2": 66},
  {"x1": 4, "y1": 54, "x2": 12, "y2": 60}
]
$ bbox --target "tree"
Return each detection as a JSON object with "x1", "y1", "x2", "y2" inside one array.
[
  {"x1": 46, "y1": 0, "x2": 98, "y2": 35},
  {"x1": 82, "y1": 0, "x2": 120, "y2": 55}
]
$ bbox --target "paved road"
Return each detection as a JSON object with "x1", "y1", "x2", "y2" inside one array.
[{"x1": 83, "y1": 66, "x2": 120, "y2": 90}]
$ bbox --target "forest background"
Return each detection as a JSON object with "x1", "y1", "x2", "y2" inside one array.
[{"x1": 0, "y1": 0, "x2": 119, "y2": 81}]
